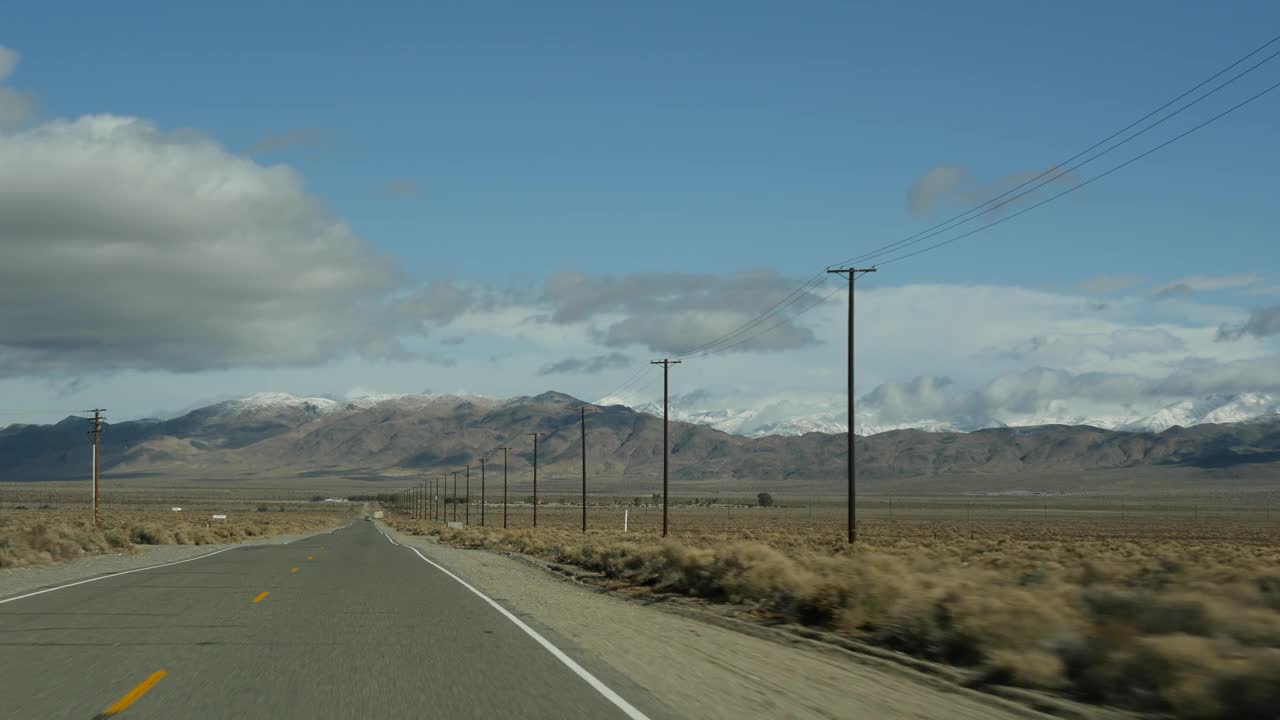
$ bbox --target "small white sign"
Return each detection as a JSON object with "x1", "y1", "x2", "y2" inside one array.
[
  {"x1": 211, "y1": 514, "x2": 227, "y2": 520},
  {"x1": 171, "y1": 507, "x2": 182, "y2": 512},
  {"x1": 447, "y1": 521, "x2": 464, "y2": 529}
]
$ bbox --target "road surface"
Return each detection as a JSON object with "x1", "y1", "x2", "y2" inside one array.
[{"x1": 0, "y1": 520, "x2": 660, "y2": 719}]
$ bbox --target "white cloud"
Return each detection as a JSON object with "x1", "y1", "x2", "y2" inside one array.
[
  {"x1": 0, "y1": 47, "x2": 17, "y2": 81},
  {"x1": 543, "y1": 269, "x2": 826, "y2": 353},
  {"x1": 0, "y1": 115, "x2": 477, "y2": 376},
  {"x1": 907, "y1": 165, "x2": 1076, "y2": 218},
  {"x1": 0, "y1": 87, "x2": 34, "y2": 127},
  {"x1": 1077, "y1": 274, "x2": 1141, "y2": 296},
  {"x1": 4, "y1": 277, "x2": 1278, "y2": 429},
  {"x1": 1152, "y1": 272, "x2": 1260, "y2": 299},
  {"x1": 1218, "y1": 305, "x2": 1280, "y2": 341},
  {"x1": 0, "y1": 47, "x2": 34, "y2": 129}
]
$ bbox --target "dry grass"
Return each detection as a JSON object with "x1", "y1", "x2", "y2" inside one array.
[
  {"x1": 390, "y1": 505, "x2": 1280, "y2": 720},
  {"x1": 0, "y1": 506, "x2": 348, "y2": 569}
]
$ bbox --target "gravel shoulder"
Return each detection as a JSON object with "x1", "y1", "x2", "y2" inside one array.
[
  {"x1": 0, "y1": 521, "x2": 351, "y2": 602},
  {"x1": 381, "y1": 523, "x2": 1054, "y2": 720}
]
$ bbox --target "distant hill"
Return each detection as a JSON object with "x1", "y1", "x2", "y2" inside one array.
[
  {"x1": 3, "y1": 391, "x2": 1280, "y2": 487},
  {"x1": 637, "y1": 392, "x2": 1280, "y2": 438}
]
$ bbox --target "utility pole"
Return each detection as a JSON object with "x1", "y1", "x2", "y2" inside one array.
[
  {"x1": 452, "y1": 472, "x2": 459, "y2": 522},
  {"x1": 501, "y1": 447, "x2": 511, "y2": 529},
  {"x1": 528, "y1": 433, "x2": 540, "y2": 527},
  {"x1": 86, "y1": 409, "x2": 106, "y2": 527},
  {"x1": 465, "y1": 464, "x2": 471, "y2": 527},
  {"x1": 479, "y1": 457, "x2": 486, "y2": 527},
  {"x1": 650, "y1": 360, "x2": 681, "y2": 537},
  {"x1": 581, "y1": 405, "x2": 596, "y2": 533},
  {"x1": 826, "y1": 267, "x2": 876, "y2": 544}
]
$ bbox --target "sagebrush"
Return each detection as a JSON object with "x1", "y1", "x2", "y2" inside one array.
[
  {"x1": 1, "y1": 508, "x2": 343, "y2": 569},
  {"x1": 390, "y1": 514, "x2": 1280, "y2": 720}
]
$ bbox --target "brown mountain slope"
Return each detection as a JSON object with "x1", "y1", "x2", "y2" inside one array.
[{"x1": 4, "y1": 391, "x2": 1279, "y2": 487}]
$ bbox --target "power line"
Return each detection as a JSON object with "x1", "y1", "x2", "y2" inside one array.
[
  {"x1": 587, "y1": 32, "x2": 1280, "y2": 416},
  {"x1": 826, "y1": 31, "x2": 1280, "y2": 269},
  {"x1": 688, "y1": 277, "x2": 846, "y2": 359},
  {"x1": 838, "y1": 43, "x2": 1280, "y2": 267},
  {"x1": 672, "y1": 272, "x2": 833, "y2": 358},
  {"x1": 590, "y1": 365, "x2": 653, "y2": 405},
  {"x1": 875, "y1": 77, "x2": 1280, "y2": 267},
  {"x1": 590, "y1": 274, "x2": 834, "y2": 404},
  {"x1": 593, "y1": 32, "x2": 1280, "y2": 376}
]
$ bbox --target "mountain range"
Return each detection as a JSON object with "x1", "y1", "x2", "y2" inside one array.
[
  {"x1": 635, "y1": 392, "x2": 1280, "y2": 437},
  {"x1": 2, "y1": 391, "x2": 1279, "y2": 487}
]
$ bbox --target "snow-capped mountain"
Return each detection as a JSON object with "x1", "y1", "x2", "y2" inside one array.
[
  {"x1": 219, "y1": 392, "x2": 341, "y2": 416},
  {"x1": 631, "y1": 392, "x2": 1280, "y2": 438},
  {"x1": 199, "y1": 390, "x2": 1280, "y2": 439},
  {"x1": 630, "y1": 403, "x2": 764, "y2": 435},
  {"x1": 211, "y1": 391, "x2": 501, "y2": 418},
  {"x1": 1118, "y1": 393, "x2": 1280, "y2": 433}
]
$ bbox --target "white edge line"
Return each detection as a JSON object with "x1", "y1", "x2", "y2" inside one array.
[
  {"x1": 0, "y1": 546, "x2": 239, "y2": 606},
  {"x1": 386, "y1": 528, "x2": 651, "y2": 720}
]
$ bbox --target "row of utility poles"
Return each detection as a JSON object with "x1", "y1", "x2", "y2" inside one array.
[
  {"x1": 391, "y1": 403, "x2": 618, "y2": 534},
  {"x1": 79, "y1": 269, "x2": 875, "y2": 543}
]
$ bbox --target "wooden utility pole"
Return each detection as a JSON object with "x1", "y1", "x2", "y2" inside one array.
[
  {"x1": 581, "y1": 406, "x2": 596, "y2": 533},
  {"x1": 650, "y1": 360, "x2": 681, "y2": 537},
  {"x1": 501, "y1": 447, "x2": 511, "y2": 528},
  {"x1": 826, "y1": 267, "x2": 876, "y2": 544},
  {"x1": 452, "y1": 472, "x2": 459, "y2": 522},
  {"x1": 479, "y1": 457, "x2": 487, "y2": 527},
  {"x1": 465, "y1": 464, "x2": 471, "y2": 527},
  {"x1": 86, "y1": 409, "x2": 106, "y2": 528},
  {"x1": 528, "y1": 433, "x2": 540, "y2": 527}
]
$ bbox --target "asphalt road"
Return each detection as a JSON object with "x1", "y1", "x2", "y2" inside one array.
[{"x1": 0, "y1": 520, "x2": 657, "y2": 719}]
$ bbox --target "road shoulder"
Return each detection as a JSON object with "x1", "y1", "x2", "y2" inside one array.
[
  {"x1": 381, "y1": 523, "x2": 1056, "y2": 720},
  {"x1": 0, "y1": 522, "x2": 349, "y2": 602}
]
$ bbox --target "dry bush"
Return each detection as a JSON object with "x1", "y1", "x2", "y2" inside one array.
[
  {"x1": 1, "y1": 507, "x2": 345, "y2": 570},
  {"x1": 390, "y1": 511, "x2": 1280, "y2": 720}
]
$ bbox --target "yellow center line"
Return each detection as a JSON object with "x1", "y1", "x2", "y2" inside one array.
[
  {"x1": 252, "y1": 591, "x2": 270, "y2": 603},
  {"x1": 93, "y1": 669, "x2": 167, "y2": 718},
  {"x1": 307, "y1": 555, "x2": 314, "y2": 561},
  {"x1": 290, "y1": 567, "x2": 299, "y2": 574}
]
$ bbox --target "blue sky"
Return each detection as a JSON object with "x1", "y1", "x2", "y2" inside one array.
[{"x1": 1, "y1": 1, "x2": 1279, "y2": 430}]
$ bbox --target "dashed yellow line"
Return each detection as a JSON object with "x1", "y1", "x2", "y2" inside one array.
[
  {"x1": 252, "y1": 591, "x2": 270, "y2": 603},
  {"x1": 307, "y1": 555, "x2": 314, "y2": 561},
  {"x1": 93, "y1": 670, "x2": 167, "y2": 718},
  {"x1": 290, "y1": 567, "x2": 299, "y2": 574}
]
